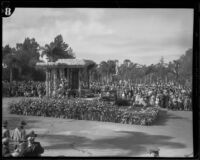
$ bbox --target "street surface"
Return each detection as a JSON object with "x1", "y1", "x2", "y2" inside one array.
[{"x1": 2, "y1": 97, "x2": 193, "y2": 157}]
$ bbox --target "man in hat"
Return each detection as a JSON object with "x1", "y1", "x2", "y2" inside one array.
[
  {"x1": 11, "y1": 120, "x2": 27, "y2": 143},
  {"x1": 2, "y1": 120, "x2": 10, "y2": 139},
  {"x1": 21, "y1": 131, "x2": 44, "y2": 157}
]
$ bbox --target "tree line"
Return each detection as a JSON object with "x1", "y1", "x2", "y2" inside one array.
[
  {"x1": 90, "y1": 49, "x2": 192, "y2": 87},
  {"x1": 2, "y1": 35, "x2": 75, "y2": 82},
  {"x1": 2, "y1": 34, "x2": 192, "y2": 87}
]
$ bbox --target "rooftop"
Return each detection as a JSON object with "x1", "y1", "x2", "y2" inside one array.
[{"x1": 36, "y1": 59, "x2": 94, "y2": 68}]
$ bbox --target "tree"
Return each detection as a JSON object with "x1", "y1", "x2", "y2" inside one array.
[
  {"x1": 107, "y1": 60, "x2": 116, "y2": 82},
  {"x1": 178, "y1": 48, "x2": 192, "y2": 86},
  {"x1": 172, "y1": 60, "x2": 180, "y2": 83},
  {"x1": 2, "y1": 45, "x2": 13, "y2": 58},
  {"x1": 98, "y1": 60, "x2": 117, "y2": 83},
  {"x1": 157, "y1": 56, "x2": 166, "y2": 81},
  {"x1": 166, "y1": 48, "x2": 192, "y2": 86},
  {"x1": 41, "y1": 34, "x2": 75, "y2": 62},
  {"x1": 84, "y1": 60, "x2": 96, "y2": 88},
  {"x1": 14, "y1": 38, "x2": 45, "y2": 81},
  {"x1": 123, "y1": 59, "x2": 131, "y2": 67},
  {"x1": 145, "y1": 64, "x2": 157, "y2": 83},
  {"x1": 2, "y1": 45, "x2": 21, "y2": 83},
  {"x1": 92, "y1": 67, "x2": 101, "y2": 82},
  {"x1": 3, "y1": 38, "x2": 46, "y2": 81},
  {"x1": 114, "y1": 60, "x2": 119, "y2": 75},
  {"x1": 99, "y1": 61, "x2": 109, "y2": 83},
  {"x1": 118, "y1": 59, "x2": 134, "y2": 81}
]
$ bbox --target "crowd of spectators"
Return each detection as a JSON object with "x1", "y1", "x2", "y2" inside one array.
[
  {"x1": 90, "y1": 81, "x2": 192, "y2": 111},
  {"x1": 3, "y1": 81, "x2": 45, "y2": 98},
  {"x1": 3, "y1": 80, "x2": 192, "y2": 111}
]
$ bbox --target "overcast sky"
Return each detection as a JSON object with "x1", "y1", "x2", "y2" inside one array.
[{"x1": 3, "y1": 8, "x2": 193, "y2": 65}]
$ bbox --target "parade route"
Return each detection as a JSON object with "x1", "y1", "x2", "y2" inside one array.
[{"x1": 2, "y1": 97, "x2": 193, "y2": 157}]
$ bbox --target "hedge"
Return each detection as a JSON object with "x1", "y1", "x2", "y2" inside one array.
[{"x1": 8, "y1": 98, "x2": 160, "y2": 125}]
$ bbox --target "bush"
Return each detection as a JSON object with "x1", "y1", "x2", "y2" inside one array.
[{"x1": 8, "y1": 98, "x2": 160, "y2": 126}]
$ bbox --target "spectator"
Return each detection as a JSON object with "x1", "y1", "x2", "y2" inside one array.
[
  {"x1": 22, "y1": 131, "x2": 44, "y2": 157},
  {"x1": 11, "y1": 120, "x2": 27, "y2": 143},
  {"x1": 2, "y1": 138, "x2": 12, "y2": 157},
  {"x1": 2, "y1": 120, "x2": 10, "y2": 139}
]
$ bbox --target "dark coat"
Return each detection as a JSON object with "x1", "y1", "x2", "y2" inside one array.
[{"x1": 22, "y1": 142, "x2": 44, "y2": 157}]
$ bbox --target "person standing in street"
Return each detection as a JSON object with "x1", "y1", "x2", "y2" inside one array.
[{"x1": 11, "y1": 120, "x2": 27, "y2": 143}]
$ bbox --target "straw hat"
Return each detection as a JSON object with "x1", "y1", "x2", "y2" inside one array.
[{"x1": 26, "y1": 130, "x2": 37, "y2": 139}]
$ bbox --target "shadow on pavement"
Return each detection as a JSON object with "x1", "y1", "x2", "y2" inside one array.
[
  {"x1": 154, "y1": 109, "x2": 190, "y2": 126},
  {"x1": 41, "y1": 130, "x2": 186, "y2": 156}
]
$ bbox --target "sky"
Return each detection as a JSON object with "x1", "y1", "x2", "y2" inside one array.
[{"x1": 3, "y1": 8, "x2": 193, "y2": 65}]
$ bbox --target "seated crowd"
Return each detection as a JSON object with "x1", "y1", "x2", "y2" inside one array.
[
  {"x1": 2, "y1": 120, "x2": 44, "y2": 157},
  {"x1": 2, "y1": 79, "x2": 192, "y2": 110},
  {"x1": 3, "y1": 80, "x2": 46, "y2": 98},
  {"x1": 90, "y1": 81, "x2": 192, "y2": 110}
]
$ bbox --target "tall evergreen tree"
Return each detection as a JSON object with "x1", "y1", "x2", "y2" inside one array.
[{"x1": 41, "y1": 34, "x2": 75, "y2": 62}]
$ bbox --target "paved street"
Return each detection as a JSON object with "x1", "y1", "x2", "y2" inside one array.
[{"x1": 2, "y1": 97, "x2": 193, "y2": 157}]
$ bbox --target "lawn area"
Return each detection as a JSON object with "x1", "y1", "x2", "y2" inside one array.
[{"x1": 2, "y1": 97, "x2": 193, "y2": 157}]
